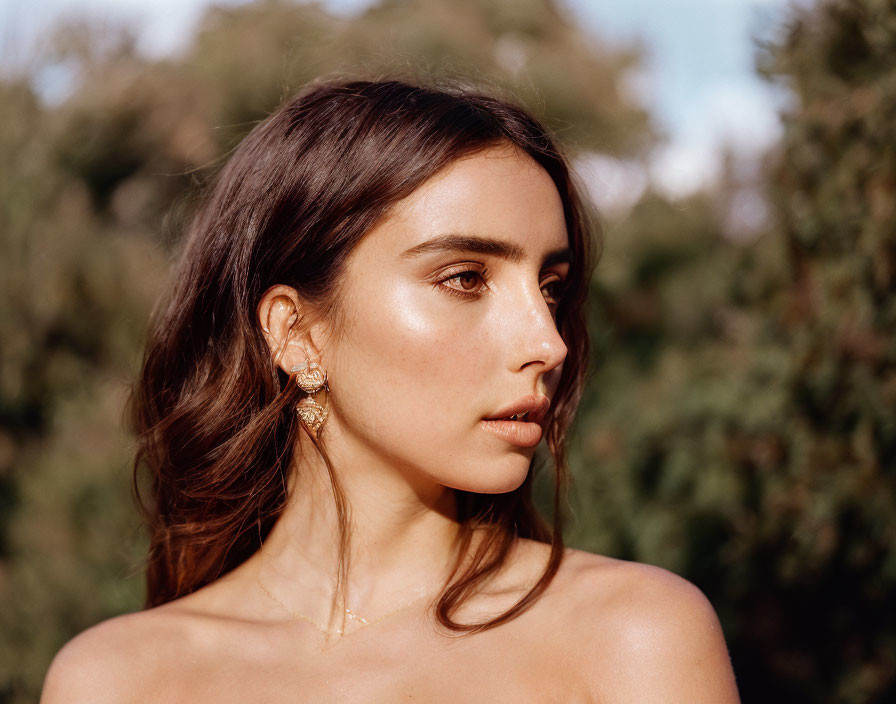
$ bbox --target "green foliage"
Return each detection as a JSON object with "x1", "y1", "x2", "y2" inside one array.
[
  {"x1": 567, "y1": 1, "x2": 896, "y2": 702},
  {"x1": 3, "y1": 0, "x2": 894, "y2": 702}
]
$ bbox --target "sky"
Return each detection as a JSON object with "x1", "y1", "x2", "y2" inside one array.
[
  {"x1": 2, "y1": 0, "x2": 795, "y2": 203},
  {"x1": 572, "y1": 0, "x2": 792, "y2": 203}
]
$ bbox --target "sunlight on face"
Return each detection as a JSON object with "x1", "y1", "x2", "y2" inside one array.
[{"x1": 322, "y1": 144, "x2": 570, "y2": 494}]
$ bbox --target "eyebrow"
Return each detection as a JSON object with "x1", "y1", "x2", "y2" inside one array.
[{"x1": 399, "y1": 234, "x2": 572, "y2": 268}]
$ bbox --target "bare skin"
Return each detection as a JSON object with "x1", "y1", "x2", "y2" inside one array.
[{"x1": 41, "y1": 146, "x2": 740, "y2": 702}]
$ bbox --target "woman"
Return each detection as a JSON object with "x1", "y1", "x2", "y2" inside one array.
[{"x1": 41, "y1": 78, "x2": 740, "y2": 702}]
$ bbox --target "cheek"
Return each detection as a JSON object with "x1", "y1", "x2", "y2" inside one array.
[
  {"x1": 326, "y1": 272, "x2": 535, "y2": 493},
  {"x1": 339, "y1": 281, "x2": 491, "y2": 420}
]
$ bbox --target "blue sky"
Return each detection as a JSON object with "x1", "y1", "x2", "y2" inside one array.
[
  {"x1": 572, "y1": 0, "x2": 791, "y2": 200},
  {"x1": 3, "y1": 0, "x2": 795, "y2": 201}
]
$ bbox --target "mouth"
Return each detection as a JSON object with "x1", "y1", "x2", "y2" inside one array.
[
  {"x1": 484, "y1": 394, "x2": 550, "y2": 427},
  {"x1": 480, "y1": 415, "x2": 543, "y2": 448},
  {"x1": 480, "y1": 395, "x2": 550, "y2": 448}
]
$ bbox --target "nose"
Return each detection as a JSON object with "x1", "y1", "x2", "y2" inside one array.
[{"x1": 504, "y1": 283, "x2": 569, "y2": 376}]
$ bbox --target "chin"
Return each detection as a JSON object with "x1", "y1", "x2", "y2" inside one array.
[{"x1": 448, "y1": 452, "x2": 534, "y2": 495}]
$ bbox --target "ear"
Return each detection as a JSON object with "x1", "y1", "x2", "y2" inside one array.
[{"x1": 256, "y1": 285, "x2": 326, "y2": 373}]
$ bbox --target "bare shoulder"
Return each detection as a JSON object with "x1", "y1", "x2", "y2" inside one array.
[
  {"x1": 41, "y1": 609, "x2": 166, "y2": 703},
  {"x1": 555, "y1": 548, "x2": 741, "y2": 703},
  {"x1": 40, "y1": 597, "x2": 220, "y2": 704}
]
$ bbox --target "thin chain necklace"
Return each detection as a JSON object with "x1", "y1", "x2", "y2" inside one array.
[{"x1": 256, "y1": 572, "x2": 434, "y2": 642}]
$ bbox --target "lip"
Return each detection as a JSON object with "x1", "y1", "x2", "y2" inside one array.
[
  {"x1": 484, "y1": 394, "x2": 551, "y2": 427},
  {"x1": 479, "y1": 417, "x2": 544, "y2": 448},
  {"x1": 479, "y1": 395, "x2": 551, "y2": 449}
]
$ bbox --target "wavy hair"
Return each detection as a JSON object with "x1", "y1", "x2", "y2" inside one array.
[{"x1": 130, "y1": 77, "x2": 599, "y2": 633}]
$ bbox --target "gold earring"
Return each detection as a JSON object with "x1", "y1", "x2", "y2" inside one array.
[
  {"x1": 296, "y1": 391, "x2": 328, "y2": 434},
  {"x1": 291, "y1": 358, "x2": 329, "y2": 434},
  {"x1": 290, "y1": 359, "x2": 327, "y2": 394}
]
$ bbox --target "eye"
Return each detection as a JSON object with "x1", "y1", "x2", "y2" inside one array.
[
  {"x1": 437, "y1": 267, "x2": 489, "y2": 299},
  {"x1": 540, "y1": 276, "x2": 567, "y2": 305}
]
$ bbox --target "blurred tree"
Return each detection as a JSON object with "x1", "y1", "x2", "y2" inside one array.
[
  {"x1": 0, "y1": 71, "x2": 169, "y2": 699},
  {"x1": 9, "y1": 0, "x2": 893, "y2": 701},
  {"x1": 568, "y1": 1, "x2": 896, "y2": 702}
]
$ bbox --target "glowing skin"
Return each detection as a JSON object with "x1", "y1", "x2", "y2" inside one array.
[
  {"x1": 320, "y1": 144, "x2": 570, "y2": 495},
  {"x1": 241, "y1": 143, "x2": 572, "y2": 629}
]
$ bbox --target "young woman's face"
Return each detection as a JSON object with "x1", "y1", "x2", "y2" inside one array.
[{"x1": 321, "y1": 144, "x2": 571, "y2": 495}]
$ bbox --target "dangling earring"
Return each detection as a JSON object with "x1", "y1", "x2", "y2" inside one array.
[
  {"x1": 291, "y1": 358, "x2": 329, "y2": 434},
  {"x1": 291, "y1": 359, "x2": 327, "y2": 394},
  {"x1": 296, "y1": 391, "x2": 328, "y2": 434}
]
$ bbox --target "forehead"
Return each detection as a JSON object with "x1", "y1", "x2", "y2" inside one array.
[{"x1": 363, "y1": 145, "x2": 568, "y2": 258}]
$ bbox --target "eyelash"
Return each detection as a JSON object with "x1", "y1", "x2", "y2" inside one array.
[{"x1": 436, "y1": 267, "x2": 567, "y2": 305}]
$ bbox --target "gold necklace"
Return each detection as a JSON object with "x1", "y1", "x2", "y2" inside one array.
[{"x1": 256, "y1": 573, "x2": 434, "y2": 640}]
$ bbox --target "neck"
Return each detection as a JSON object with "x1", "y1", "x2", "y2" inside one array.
[{"x1": 255, "y1": 426, "x2": 463, "y2": 626}]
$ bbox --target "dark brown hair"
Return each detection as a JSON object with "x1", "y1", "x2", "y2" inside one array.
[{"x1": 130, "y1": 77, "x2": 598, "y2": 633}]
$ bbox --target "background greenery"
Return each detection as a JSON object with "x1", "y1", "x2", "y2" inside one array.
[{"x1": 1, "y1": 0, "x2": 893, "y2": 701}]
